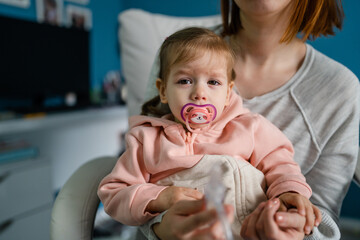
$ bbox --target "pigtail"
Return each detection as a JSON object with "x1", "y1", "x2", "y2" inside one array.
[{"x1": 141, "y1": 95, "x2": 170, "y2": 117}]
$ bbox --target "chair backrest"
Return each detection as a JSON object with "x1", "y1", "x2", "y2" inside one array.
[{"x1": 118, "y1": 9, "x2": 221, "y2": 116}]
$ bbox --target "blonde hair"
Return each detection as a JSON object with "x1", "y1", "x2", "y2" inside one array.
[
  {"x1": 141, "y1": 27, "x2": 236, "y2": 116},
  {"x1": 221, "y1": 0, "x2": 344, "y2": 42}
]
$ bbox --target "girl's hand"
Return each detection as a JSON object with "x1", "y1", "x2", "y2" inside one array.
[
  {"x1": 241, "y1": 199, "x2": 306, "y2": 240},
  {"x1": 146, "y1": 186, "x2": 203, "y2": 214},
  {"x1": 278, "y1": 192, "x2": 322, "y2": 235},
  {"x1": 153, "y1": 198, "x2": 234, "y2": 240}
]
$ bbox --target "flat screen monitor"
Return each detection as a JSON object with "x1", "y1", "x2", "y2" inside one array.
[{"x1": 0, "y1": 15, "x2": 90, "y2": 115}]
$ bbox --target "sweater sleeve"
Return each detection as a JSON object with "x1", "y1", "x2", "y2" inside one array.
[
  {"x1": 97, "y1": 131, "x2": 167, "y2": 226},
  {"x1": 249, "y1": 115, "x2": 312, "y2": 199}
]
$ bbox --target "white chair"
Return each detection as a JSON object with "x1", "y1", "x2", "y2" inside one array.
[{"x1": 50, "y1": 156, "x2": 117, "y2": 239}]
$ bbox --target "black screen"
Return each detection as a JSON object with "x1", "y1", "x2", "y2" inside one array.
[{"x1": 0, "y1": 15, "x2": 90, "y2": 114}]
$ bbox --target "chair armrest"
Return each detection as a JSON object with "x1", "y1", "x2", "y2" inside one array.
[{"x1": 50, "y1": 156, "x2": 118, "y2": 240}]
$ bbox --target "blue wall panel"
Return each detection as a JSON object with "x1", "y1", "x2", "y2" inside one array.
[
  {"x1": 309, "y1": 1, "x2": 360, "y2": 79},
  {"x1": 0, "y1": 0, "x2": 358, "y2": 92},
  {"x1": 86, "y1": 1, "x2": 123, "y2": 93},
  {"x1": 0, "y1": 1, "x2": 36, "y2": 20},
  {"x1": 121, "y1": 0, "x2": 220, "y2": 16}
]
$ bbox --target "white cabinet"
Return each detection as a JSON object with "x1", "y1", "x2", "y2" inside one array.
[
  {"x1": 0, "y1": 106, "x2": 128, "y2": 190},
  {"x1": 0, "y1": 106, "x2": 129, "y2": 239},
  {"x1": 0, "y1": 208, "x2": 52, "y2": 240},
  {"x1": 0, "y1": 158, "x2": 52, "y2": 240}
]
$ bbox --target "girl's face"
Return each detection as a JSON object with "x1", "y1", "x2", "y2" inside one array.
[
  {"x1": 157, "y1": 52, "x2": 234, "y2": 129},
  {"x1": 234, "y1": 0, "x2": 294, "y2": 17}
]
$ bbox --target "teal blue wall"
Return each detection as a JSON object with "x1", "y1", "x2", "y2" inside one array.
[
  {"x1": 309, "y1": 1, "x2": 360, "y2": 80},
  {"x1": 121, "y1": 0, "x2": 220, "y2": 16},
  {"x1": 1, "y1": 1, "x2": 358, "y2": 93},
  {"x1": 0, "y1": 0, "x2": 359, "y2": 218}
]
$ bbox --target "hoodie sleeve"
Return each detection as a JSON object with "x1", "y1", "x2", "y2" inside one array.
[
  {"x1": 97, "y1": 130, "x2": 167, "y2": 226},
  {"x1": 249, "y1": 115, "x2": 312, "y2": 199}
]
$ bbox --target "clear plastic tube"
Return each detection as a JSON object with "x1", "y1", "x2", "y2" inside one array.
[{"x1": 204, "y1": 166, "x2": 234, "y2": 240}]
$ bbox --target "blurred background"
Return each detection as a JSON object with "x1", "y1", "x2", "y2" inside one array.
[{"x1": 0, "y1": 0, "x2": 358, "y2": 239}]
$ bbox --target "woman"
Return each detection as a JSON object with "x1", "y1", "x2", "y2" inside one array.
[{"x1": 141, "y1": 0, "x2": 360, "y2": 239}]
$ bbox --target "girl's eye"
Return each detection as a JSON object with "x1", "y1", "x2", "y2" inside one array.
[
  {"x1": 208, "y1": 80, "x2": 221, "y2": 86},
  {"x1": 178, "y1": 79, "x2": 192, "y2": 85}
]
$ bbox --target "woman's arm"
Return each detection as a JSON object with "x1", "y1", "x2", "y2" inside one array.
[
  {"x1": 303, "y1": 73, "x2": 360, "y2": 239},
  {"x1": 249, "y1": 115, "x2": 312, "y2": 199}
]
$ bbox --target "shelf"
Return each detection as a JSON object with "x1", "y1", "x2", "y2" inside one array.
[
  {"x1": 0, "y1": 106, "x2": 128, "y2": 136},
  {"x1": 0, "y1": 156, "x2": 45, "y2": 174}
]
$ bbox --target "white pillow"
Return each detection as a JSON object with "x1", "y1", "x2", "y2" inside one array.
[{"x1": 118, "y1": 9, "x2": 221, "y2": 116}]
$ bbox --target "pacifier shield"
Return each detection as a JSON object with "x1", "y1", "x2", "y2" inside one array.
[{"x1": 181, "y1": 103, "x2": 217, "y2": 125}]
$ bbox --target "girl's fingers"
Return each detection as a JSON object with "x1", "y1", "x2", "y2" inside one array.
[
  {"x1": 283, "y1": 195, "x2": 305, "y2": 216},
  {"x1": 278, "y1": 201, "x2": 288, "y2": 212},
  {"x1": 313, "y1": 205, "x2": 322, "y2": 227},
  {"x1": 295, "y1": 199, "x2": 306, "y2": 216},
  {"x1": 304, "y1": 204, "x2": 315, "y2": 235},
  {"x1": 184, "y1": 187, "x2": 204, "y2": 199}
]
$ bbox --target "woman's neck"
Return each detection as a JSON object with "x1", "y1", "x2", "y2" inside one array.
[
  {"x1": 233, "y1": 6, "x2": 299, "y2": 62},
  {"x1": 230, "y1": 14, "x2": 306, "y2": 99}
]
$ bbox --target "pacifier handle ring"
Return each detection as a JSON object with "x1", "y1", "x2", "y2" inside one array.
[
  {"x1": 181, "y1": 103, "x2": 217, "y2": 122},
  {"x1": 181, "y1": 103, "x2": 216, "y2": 133},
  {"x1": 185, "y1": 117, "x2": 210, "y2": 134}
]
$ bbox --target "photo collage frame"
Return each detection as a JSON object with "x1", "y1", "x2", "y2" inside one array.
[
  {"x1": 0, "y1": 0, "x2": 92, "y2": 30},
  {"x1": 36, "y1": 0, "x2": 91, "y2": 30}
]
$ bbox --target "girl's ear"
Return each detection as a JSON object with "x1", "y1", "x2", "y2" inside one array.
[
  {"x1": 225, "y1": 81, "x2": 234, "y2": 106},
  {"x1": 156, "y1": 78, "x2": 168, "y2": 103}
]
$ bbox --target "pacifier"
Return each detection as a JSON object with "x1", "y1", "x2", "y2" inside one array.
[{"x1": 180, "y1": 103, "x2": 217, "y2": 133}]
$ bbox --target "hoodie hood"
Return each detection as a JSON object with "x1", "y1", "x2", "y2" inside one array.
[
  {"x1": 211, "y1": 91, "x2": 249, "y2": 130},
  {"x1": 129, "y1": 110, "x2": 181, "y2": 131}
]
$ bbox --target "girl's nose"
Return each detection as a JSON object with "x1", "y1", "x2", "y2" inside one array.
[{"x1": 192, "y1": 84, "x2": 207, "y2": 101}]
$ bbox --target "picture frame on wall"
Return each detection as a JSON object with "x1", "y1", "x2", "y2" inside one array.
[
  {"x1": 66, "y1": 5, "x2": 92, "y2": 30},
  {"x1": 36, "y1": 0, "x2": 63, "y2": 26},
  {"x1": 0, "y1": 0, "x2": 30, "y2": 8},
  {"x1": 65, "y1": 0, "x2": 89, "y2": 5},
  {"x1": 66, "y1": 0, "x2": 90, "y2": 5}
]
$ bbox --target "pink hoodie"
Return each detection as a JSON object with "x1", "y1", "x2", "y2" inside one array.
[{"x1": 98, "y1": 92, "x2": 311, "y2": 226}]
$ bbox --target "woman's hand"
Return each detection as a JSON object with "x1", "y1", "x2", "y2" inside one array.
[
  {"x1": 240, "y1": 198, "x2": 306, "y2": 240},
  {"x1": 278, "y1": 192, "x2": 322, "y2": 234},
  {"x1": 153, "y1": 198, "x2": 234, "y2": 240},
  {"x1": 146, "y1": 186, "x2": 203, "y2": 214}
]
